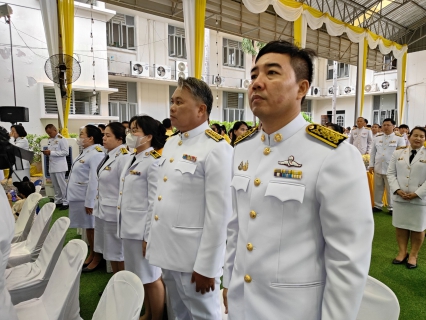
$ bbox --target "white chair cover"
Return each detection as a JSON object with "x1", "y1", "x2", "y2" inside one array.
[
  {"x1": 14, "y1": 239, "x2": 88, "y2": 320},
  {"x1": 356, "y1": 276, "x2": 400, "y2": 320},
  {"x1": 35, "y1": 186, "x2": 42, "y2": 194},
  {"x1": 6, "y1": 217, "x2": 70, "y2": 305},
  {"x1": 13, "y1": 193, "x2": 42, "y2": 242},
  {"x1": 92, "y1": 270, "x2": 144, "y2": 320},
  {"x1": 7, "y1": 203, "x2": 55, "y2": 268}
]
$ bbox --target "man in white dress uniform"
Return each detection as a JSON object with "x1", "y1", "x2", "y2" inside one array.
[
  {"x1": 369, "y1": 118, "x2": 406, "y2": 214},
  {"x1": 43, "y1": 124, "x2": 69, "y2": 210},
  {"x1": 146, "y1": 77, "x2": 233, "y2": 320},
  {"x1": 222, "y1": 40, "x2": 374, "y2": 320},
  {"x1": 349, "y1": 117, "x2": 373, "y2": 154}
]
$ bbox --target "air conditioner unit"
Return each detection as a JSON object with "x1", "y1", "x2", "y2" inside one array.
[
  {"x1": 240, "y1": 79, "x2": 251, "y2": 89},
  {"x1": 343, "y1": 86, "x2": 356, "y2": 95},
  {"x1": 381, "y1": 80, "x2": 396, "y2": 91},
  {"x1": 306, "y1": 87, "x2": 313, "y2": 96},
  {"x1": 130, "y1": 61, "x2": 150, "y2": 77},
  {"x1": 327, "y1": 86, "x2": 340, "y2": 96},
  {"x1": 364, "y1": 83, "x2": 378, "y2": 93},
  {"x1": 154, "y1": 64, "x2": 171, "y2": 80},
  {"x1": 312, "y1": 86, "x2": 321, "y2": 96},
  {"x1": 212, "y1": 75, "x2": 225, "y2": 86},
  {"x1": 175, "y1": 60, "x2": 188, "y2": 80}
]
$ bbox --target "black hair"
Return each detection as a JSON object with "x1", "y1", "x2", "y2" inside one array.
[
  {"x1": 177, "y1": 77, "x2": 213, "y2": 115},
  {"x1": 382, "y1": 118, "x2": 396, "y2": 125},
  {"x1": 98, "y1": 124, "x2": 106, "y2": 130},
  {"x1": 255, "y1": 40, "x2": 316, "y2": 103},
  {"x1": 210, "y1": 123, "x2": 221, "y2": 133},
  {"x1": 11, "y1": 125, "x2": 27, "y2": 137},
  {"x1": 45, "y1": 124, "x2": 56, "y2": 131},
  {"x1": 13, "y1": 176, "x2": 35, "y2": 198},
  {"x1": 231, "y1": 121, "x2": 249, "y2": 146},
  {"x1": 121, "y1": 121, "x2": 130, "y2": 125},
  {"x1": 85, "y1": 125, "x2": 103, "y2": 145},
  {"x1": 357, "y1": 117, "x2": 367, "y2": 125},
  {"x1": 327, "y1": 123, "x2": 344, "y2": 134},
  {"x1": 162, "y1": 118, "x2": 172, "y2": 128},
  {"x1": 409, "y1": 126, "x2": 426, "y2": 136},
  {"x1": 399, "y1": 124, "x2": 409, "y2": 130},
  {"x1": 366, "y1": 124, "x2": 372, "y2": 128},
  {"x1": 129, "y1": 115, "x2": 166, "y2": 150},
  {"x1": 106, "y1": 122, "x2": 126, "y2": 143},
  {"x1": 220, "y1": 125, "x2": 227, "y2": 134}
]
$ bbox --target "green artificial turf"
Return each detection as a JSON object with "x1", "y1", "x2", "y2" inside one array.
[{"x1": 48, "y1": 204, "x2": 425, "y2": 319}]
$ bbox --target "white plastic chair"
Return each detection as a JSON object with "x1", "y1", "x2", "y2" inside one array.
[
  {"x1": 6, "y1": 217, "x2": 70, "y2": 305},
  {"x1": 14, "y1": 239, "x2": 88, "y2": 320},
  {"x1": 13, "y1": 193, "x2": 42, "y2": 242},
  {"x1": 92, "y1": 270, "x2": 144, "y2": 320},
  {"x1": 7, "y1": 203, "x2": 55, "y2": 268},
  {"x1": 356, "y1": 276, "x2": 400, "y2": 320}
]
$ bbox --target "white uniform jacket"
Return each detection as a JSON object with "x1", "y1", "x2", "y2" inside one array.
[
  {"x1": 93, "y1": 145, "x2": 129, "y2": 222},
  {"x1": 369, "y1": 133, "x2": 406, "y2": 174},
  {"x1": 66, "y1": 144, "x2": 104, "y2": 208},
  {"x1": 146, "y1": 122, "x2": 233, "y2": 278},
  {"x1": 117, "y1": 147, "x2": 160, "y2": 241},
  {"x1": 223, "y1": 115, "x2": 374, "y2": 320},
  {"x1": 12, "y1": 137, "x2": 30, "y2": 169},
  {"x1": 387, "y1": 146, "x2": 426, "y2": 205},
  {"x1": 349, "y1": 127, "x2": 373, "y2": 154},
  {"x1": 46, "y1": 134, "x2": 69, "y2": 173}
]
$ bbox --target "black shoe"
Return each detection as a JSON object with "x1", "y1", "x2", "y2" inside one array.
[
  {"x1": 55, "y1": 203, "x2": 63, "y2": 209},
  {"x1": 49, "y1": 198, "x2": 55, "y2": 203},
  {"x1": 59, "y1": 205, "x2": 69, "y2": 211},
  {"x1": 372, "y1": 207, "x2": 382, "y2": 213},
  {"x1": 387, "y1": 210, "x2": 393, "y2": 216},
  {"x1": 392, "y1": 254, "x2": 408, "y2": 265},
  {"x1": 98, "y1": 290, "x2": 104, "y2": 297},
  {"x1": 82, "y1": 259, "x2": 103, "y2": 273},
  {"x1": 406, "y1": 256, "x2": 417, "y2": 269}
]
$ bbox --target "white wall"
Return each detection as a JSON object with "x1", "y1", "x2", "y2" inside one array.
[{"x1": 405, "y1": 51, "x2": 426, "y2": 127}]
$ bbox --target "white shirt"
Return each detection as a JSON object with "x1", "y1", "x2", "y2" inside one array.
[
  {"x1": 369, "y1": 132, "x2": 406, "y2": 174},
  {"x1": 349, "y1": 127, "x2": 373, "y2": 154},
  {"x1": 47, "y1": 134, "x2": 69, "y2": 173}
]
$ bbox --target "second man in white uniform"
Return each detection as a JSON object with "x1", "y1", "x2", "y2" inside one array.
[{"x1": 349, "y1": 117, "x2": 373, "y2": 154}]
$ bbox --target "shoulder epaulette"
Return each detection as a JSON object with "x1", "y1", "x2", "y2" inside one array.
[
  {"x1": 150, "y1": 150, "x2": 161, "y2": 159},
  {"x1": 95, "y1": 146, "x2": 103, "y2": 152},
  {"x1": 234, "y1": 127, "x2": 259, "y2": 146},
  {"x1": 306, "y1": 124, "x2": 347, "y2": 148},
  {"x1": 376, "y1": 133, "x2": 384, "y2": 136},
  {"x1": 205, "y1": 129, "x2": 224, "y2": 142},
  {"x1": 366, "y1": 127, "x2": 371, "y2": 130},
  {"x1": 120, "y1": 147, "x2": 128, "y2": 154},
  {"x1": 57, "y1": 134, "x2": 63, "y2": 139},
  {"x1": 395, "y1": 132, "x2": 402, "y2": 137},
  {"x1": 396, "y1": 146, "x2": 407, "y2": 150}
]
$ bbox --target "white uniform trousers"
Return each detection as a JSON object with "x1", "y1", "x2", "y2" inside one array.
[
  {"x1": 50, "y1": 172, "x2": 68, "y2": 205},
  {"x1": 374, "y1": 172, "x2": 392, "y2": 210},
  {"x1": 162, "y1": 269, "x2": 221, "y2": 320}
]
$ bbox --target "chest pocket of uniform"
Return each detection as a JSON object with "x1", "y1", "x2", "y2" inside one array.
[
  {"x1": 389, "y1": 143, "x2": 397, "y2": 147},
  {"x1": 231, "y1": 175, "x2": 250, "y2": 192},
  {"x1": 175, "y1": 160, "x2": 197, "y2": 175},
  {"x1": 361, "y1": 132, "x2": 368, "y2": 137},
  {"x1": 265, "y1": 181, "x2": 305, "y2": 203}
]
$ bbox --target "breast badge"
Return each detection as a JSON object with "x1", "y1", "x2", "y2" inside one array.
[
  {"x1": 278, "y1": 156, "x2": 302, "y2": 168},
  {"x1": 238, "y1": 161, "x2": 249, "y2": 171},
  {"x1": 130, "y1": 170, "x2": 141, "y2": 176},
  {"x1": 182, "y1": 154, "x2": 197, "y2": 162},
  {"x1": 274, "y1": 169, "x2": 302, "y2": 179}
]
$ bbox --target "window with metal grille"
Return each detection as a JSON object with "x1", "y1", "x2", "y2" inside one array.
[
  {"x1": 108, "y1": 81, "x2": 137, "y2": 122},
  {"x1": 44, "y1": 87, "x2": 99, "y2": 115},
  {"x1": 107, "y1": 13, "x2": 135, "y2": 50},
  {"x1": 327, "y1": 60, "x2": 349, "y2": 80},
  {"x1": 223, "y1": 92, "x2": 245, "y2": 122},
  {"x1": 168, "y1": 25, "x2": 187, "y2": 58},
  {"x1": 223, "y1": 38, "x2": 245, "y2": 68}
]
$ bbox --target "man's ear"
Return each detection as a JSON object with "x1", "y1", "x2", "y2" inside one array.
[
  {"x1": 198, "y1": 104, "x2": 207, "y2": 117},
  {"x1": 297, "y1": 80, "x2": 310, "y2": 100}
]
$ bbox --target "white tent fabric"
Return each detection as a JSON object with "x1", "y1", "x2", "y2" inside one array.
[
  {"x1": 13, "y1": 197, "x2": 48, "y2": 244},
  {"x1": 356, "y1": 276, "x2": 400, "y2": 320},
  {"x1": 14, "y1": 239, "x2": 87, "y2": 320},
  {"x1": 7, "y1": 203, "x2": 55, "y2": 268},
  {"x1": 13, "y1": 193, "x2": 42, "y2": 243},
  {"x1": 6, "y1": 217, "x2": 70, "y2": 305},
  {"x1": 182, "y1": 0, "x2": 196, "y2": 77},
  {"x1": 92, "y1": 270, "x2": 144, "y2": 320}
]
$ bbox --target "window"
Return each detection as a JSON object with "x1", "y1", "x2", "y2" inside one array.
[
  {"x1": 108, "y1": 102, "x2": 137, "y2": 122},
  {"x1": 336, "y1": 115, "x2": 345, "y2": 127},
  {"x1": 301, "y1": 100, "x2": 312, "y2": 121},
  {"x1": 382, "y1": 54, "x2": 397, "y2": 71},
  {"x1": 326, "y1": 110, "x2": 345, "y2": 126},
  {"x1": 223, "y1": 38, "x2": 245, "y2": 68},
  {"x1": 168, "y1": 25, "x2": 187, "y2": 58},
  {"x1": 108, "y1": 81, "x2": 137, "y2": 121},
  {"x1": 44, "y1": 88, "x2": 100, "y2": 115},
  {"x1": 223, "y1": 92, "x2": 245, "y2": 122},
  {"x1": 107, "y1": 14, "x2": 135, "y2": 50},
  {"x1": 327, "y1": 60, "x2": 349, "y2": 80}
]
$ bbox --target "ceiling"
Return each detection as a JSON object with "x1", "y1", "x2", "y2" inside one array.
[{"x1": 102, "y1": 0, "x2": 426, "y2": 70}]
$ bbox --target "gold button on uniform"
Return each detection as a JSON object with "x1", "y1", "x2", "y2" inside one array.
[
  {"x1": 122, "y1": 178, "x2": 125, "y2": 181},
  {"x1": 274, "y1": 133, "x2": 283, "y2": 142},
  {"x1": 184, "y1": 132, "x2": 189, "y2": 138},
  {"x1": 250, "y1": 210, "x2": 257, "y2": 219},
  {"x1": 158, "y1": 195, "x2": 162, "y2": 201},
  {"x1": 154, "y1": 215, "x2": 159, "y2": 221},
  {"x1": 244, "y1": 275, "x2": 252, "y2": 283},
  {"x1": 117, "y1": 206, "x2": 120, "y2": 209},
  {"x1": 119, "y1": 192, "x2": 122, "y2": 195},
  {"x1": 163, "y1": 176, "x2": 168, "y2": 182},
  {"x1": 145, "y1": 152, "x2": 150, "y2": 156},
  {"x1": 96, "y1": 196, "x2": 98, "y2": 199},
  {"x1": 261, "y1": 134, "x2": 265, "y2": 142},
  {"x1": 254, "y1": 178, "x2": 261, "y2": 186},
  {"x1": 263, "y1": 147, "x2": 271, "y2": 155},
  {"x1": 246, "y1": 243, "x2": 253, "y2": 251},
  {"x1": 170, "y1": 158, "x2": 174, "y2": 163},
  {"x1": 178, "y1": 141, "x2": 183, "y2": 146}
]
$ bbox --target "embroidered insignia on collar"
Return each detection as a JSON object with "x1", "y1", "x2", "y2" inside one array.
[
  {"x1": 58, "y1": 134, "x2": 63, "y2": 139},
  {"x1": 306, "y1": 124, "x2": 346, "y2": 148},
  {"x1": 234, "y1": 127, "x2": 259, "y2": 146},
  {"x1": 183, "y1": 154, "x2": 197, "y2": 162},
  {"x1": 396, "y1": 146, "x2": 407, "y2": 150},
  {"x1": 420, "y1": 160, "x2": 426, "y2": 163},
  {"x1": 205, "y1": 129, "x2": 224, "y2": 142},
  {"x1": 120, "y1": 147, "x2": 128, "y2": 154},
  {"x1": 150, "y1": 150, "x2": 161, "y2": 159},
  {"x1": 376, "y1": 133, "x2": 384, "y2": 136},
  {"x1": 95, "y1": 146, "x2": 103, "y2": 152},
  {"x1": 79, "y1": 160, "x2": 85, "y2": 163},
  {"x1": 366, "y1": 127, "x2": 371, "y2": 130},
  {"x1": 238, "y1": 161, "x2": 249, "y2": 171},
  {"x1": 278, "y1": 156, "x2": 302, "y2": 167}
]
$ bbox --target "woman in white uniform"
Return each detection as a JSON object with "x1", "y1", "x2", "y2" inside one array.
[
  {"x1": 10, "y1": 125, "x2": 30, "y2": 183},
  {"x1": 387, "y1": 126, "x2": 426, "y2": 269},
  {"x1": 66, "y1": 125, "x2": 104, "y2": 266},
  {"x1": 88, "y1": 122, "x2": 129, "y2": 273},
  {"x1": 117, "y1": 115, "x2": 165, "y2": 320}
]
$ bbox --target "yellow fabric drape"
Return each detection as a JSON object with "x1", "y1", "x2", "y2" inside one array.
[
  {"x1": 58, "y1": 0, "x2": 74, "y2": 138},
  {"x1": 194, "y1": 0, "x2": 206, "y2": 79},
  {"x1": 399, "y1": 52, "x2": 407, "y2": 124},
  {"x1": 294, "y1": 15, "x2": 303, "y2": 48},
  {"x1": 360, "y1": 37, "x2": 368, "y2": 116}
]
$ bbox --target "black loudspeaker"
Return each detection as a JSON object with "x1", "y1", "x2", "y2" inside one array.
[{"x1": 0, "y1": 107, "x2": 29, "y2": 123}]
